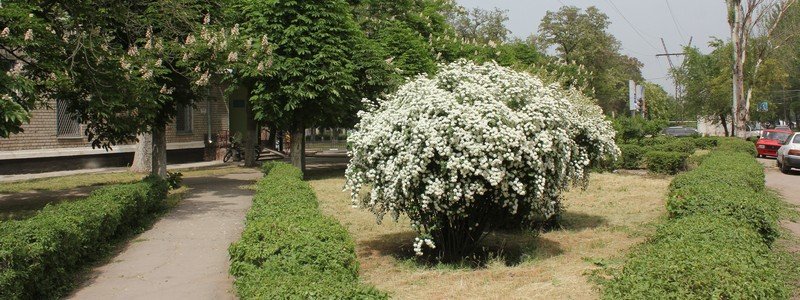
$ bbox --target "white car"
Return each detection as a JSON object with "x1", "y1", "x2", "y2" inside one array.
[{"x1": 777, "y1": 133, "x2": 800, "y2": 174}]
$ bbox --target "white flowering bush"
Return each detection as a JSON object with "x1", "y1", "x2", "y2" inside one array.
[{"x1": 345, "y1": 60, "x2": 618, "y2": 261}]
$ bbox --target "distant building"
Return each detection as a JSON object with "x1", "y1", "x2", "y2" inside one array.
[{"x1": 0, "y1": 86, "x2": 256, "y2": 175}]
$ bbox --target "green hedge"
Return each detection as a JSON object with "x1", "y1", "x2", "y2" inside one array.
[
  {"x1": 644, "y1": 151, "x2": 688, "y2": 174},
  {"x1": 228, "y1": 163, "x2": 386, "y2": 299},
  {"x1": 645, "y1": 139, "x2": 697, "y2": 154},
  {"x1": 692, "y1": 137, "x2": 718, "y2": 150},
  {"x1": 603, "y1": 215, "x2": 790, "y2": 299},
  {"x1": 616, "y1": 144, "x2": 645, "y2": 169},
  {"x1": 0, "y1": 177, "x2": 168, "y2": 299},
  {"x1": 668, "y1": 184, "x2": 781, "y2": 244},
  {"x1": 670, "y1": 151, "x2": 765, "y2": 192},
  {"x1": 716, "y1": 137, "x2": 757, "y2": 156},
  {"x1": 604, "y1": 138, "x2": 793, "y2": 299}
]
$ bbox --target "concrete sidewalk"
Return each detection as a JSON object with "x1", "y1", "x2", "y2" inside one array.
[
  {"x1": 68, "y1": 171, "x2": 261, "y2": 300},
  {"x1": 0, "y1": 161, "x2": 227, "y2": 183}
]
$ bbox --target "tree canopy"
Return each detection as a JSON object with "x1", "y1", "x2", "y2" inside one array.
[{"x1": 537, "y1": 6, "x2": 644, "y2": 115}]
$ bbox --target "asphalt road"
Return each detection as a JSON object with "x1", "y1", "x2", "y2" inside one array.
[{"x1": 758, "y1": 157, "x2": 800, "y2": 242}]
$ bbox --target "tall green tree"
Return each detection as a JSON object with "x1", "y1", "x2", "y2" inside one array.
[
  {"x1": 227, "y1": 0, "x2": 377, "y2": 172},
  {"x1": 537, "y1": 6, "x2": 643, "y2": 115},
  {"x1": 447, "y1": 6, "x2": 511, "y2": 44}
]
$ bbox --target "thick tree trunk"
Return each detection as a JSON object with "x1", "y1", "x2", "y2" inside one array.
[
  {"x1": 152, "y1": 125, "x2": 168, "y2": 178},
  {"x1": 290, "y1": 127, "x2": 305, "y2": 174},
  {"x1": 244, "y1": 121, "x2": 258, "y2": 167},
  {"x1": 131, "y1": 133, "x2": 154, "y2": 174}
]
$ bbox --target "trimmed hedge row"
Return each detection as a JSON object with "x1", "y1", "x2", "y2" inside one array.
[
  {"x1": 603, "y1": 215, "x2": 789, "y2": 299},
  {"x1": 604, "y1": 138, "x2": 791, "y2": 299},
  {"x1": 643, "y1": 151, "x2": 689, "y2": 175},
  {"x1": 616, "y1": 136, "x2": 755, "y2": 174},
  {"x1": 0, "y1": 177, "x2": 168, "y2": 299},
  {"x1": 228, "y1": 163, "x2": 386, "y2": 299}
]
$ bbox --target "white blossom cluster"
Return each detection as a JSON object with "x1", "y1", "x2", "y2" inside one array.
[{"x1": 345, "y1": 60, "x2": 618, "y2": 255}]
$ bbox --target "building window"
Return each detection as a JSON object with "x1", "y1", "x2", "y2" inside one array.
[
  {"x1": 56, "y1": 100, "x2": 81, "y2": 138},
  {"x1": 176, "y1": 104, "x2": 193, "y2": 133}
]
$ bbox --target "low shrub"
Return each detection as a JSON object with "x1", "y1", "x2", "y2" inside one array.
[
  {"x1": 616, "y1": 144, "x2": 645, "y2": 169},
  {"x1": 228, "y1": 163, "x2": 386, "y2": 299},
  {"x1": 644, "y1": 151, "x2": 688, "y2": 174},
  {"x1": 603, "y1": 215, "x2": 790, "y2": 299},
  {"x1": 716, "y1": 137, "x2": 757, "y2": 156},
  {"x1": 670, "y1": 151, "x2": 765, "y2": 192},
  {"x1": 668, "y1": 184, "x2": 781, "y2": 244},
  {"x1": 646, "y1": 139, "x2": 697, "y2": 154},
  {"x1": 692, "y1": 137, "x2": 718, "y2": 150},
  {"x1": 0, "y1": 177, "x2": 168, "y2": 299}
]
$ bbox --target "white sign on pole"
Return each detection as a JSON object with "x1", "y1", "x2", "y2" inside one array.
[{"x1": 629, "y1": 80, "x2": 637, "y2": 111}]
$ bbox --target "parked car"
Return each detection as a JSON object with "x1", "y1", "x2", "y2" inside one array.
[
  {"x1": 756, "y1": 129, "x2": 793, "y2": 158},
  {"x1": 663, "y1": 126, "x2": 700, "y2": 137},
  {"x1": 746, "y1": 123, "x2": 764, "y2": 140},
  {"x1": 777, "y1": 133, "x2": 800, "y2": 174}
]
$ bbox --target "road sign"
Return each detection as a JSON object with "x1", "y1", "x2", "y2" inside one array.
[{"x1": 757, "y1": 101, "x2": 768, "y2": 112}]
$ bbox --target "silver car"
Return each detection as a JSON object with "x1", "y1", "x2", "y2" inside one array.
[{"x1": 777, "y1": 133, "x2": 800, "y2": 174}]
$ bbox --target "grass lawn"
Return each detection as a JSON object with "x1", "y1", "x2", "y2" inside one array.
[
  {"x1": 309, "y1": 171, "x2": 671, "y2": 299},
  {"x1": 0, "y1": 165, "x2": 248, "y2": 194}
]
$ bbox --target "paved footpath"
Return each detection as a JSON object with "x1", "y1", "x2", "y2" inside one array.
[
  {"x1": 758, "y1": 158, "x2": 800, "y2": 245},
  {"x1": 69, "y1": 171, "x2": 261, "y2": 300}
]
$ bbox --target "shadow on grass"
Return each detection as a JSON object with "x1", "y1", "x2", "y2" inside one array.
[
  {"x1": 361, "y1": 230, "x2": 564, "y2": 269},
  {"x1": 553, "y1": 211, "x2": 608, "y2": 232}
]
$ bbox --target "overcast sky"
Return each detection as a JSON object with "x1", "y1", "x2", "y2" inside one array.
[{"x1": 455, "y1": 0, "x2": 730, "y2": 95}]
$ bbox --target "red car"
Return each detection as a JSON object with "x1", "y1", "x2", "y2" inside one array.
[{"x1": 757, "y1": 129, "x2": 794, "y2": 158}]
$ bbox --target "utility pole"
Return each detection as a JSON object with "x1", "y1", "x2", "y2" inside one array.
[{"x1": 656, "y1": 37, "x2": 692, "y2": 121}]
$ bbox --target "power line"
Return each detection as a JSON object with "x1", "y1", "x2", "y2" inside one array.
[
  {"x1": 664, "y1": 0, "x2": 687, "y2": 43},
  {"x1": 604, "y1": 0, "x2": 660, "y2": 51}
]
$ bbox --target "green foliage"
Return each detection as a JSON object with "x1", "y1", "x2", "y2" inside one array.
[
  {"x1": 692, "y1": 137, "x2": 719, "y2": 150},
  {"x1": 612, "y1": 116, "x2": 668, "y2": 143},
  {"x1": 603, "y1": 215, "x2": 790, "y2": 300},
  {"x1": 604, "y1": 145, "x2": 793, "y2": 299},
  {"x1": 669, "y1": 185, "x2": 781, "y2": 245},
  {"x1": 642, "y1": 82, "x2": 673, "y2": 120},
  {"x1": 537, "y1": 6, "x2": 643, "y2": 114},
  {"x1": 616, "y1": 144, "x2": 644, "y2": 169},
  {"x1": 230, "y1": 0, "x2": 375, "y2": 129},
  {"x1": 716, "y1": 137, "x2": 758, "y2": 156},
  {"x1": 0, "y1": 177, "x2": 168, "y2": 299},
  {"x1": 165, "y1": 172, "x2": 183, "y2": 189},
  {"x1": 645, "y1": 138, "x2": 697, "y2": 154},
  {"x1": 643, "y1": 151, "x2": 688, "y2": 175},
  {"x1": 670, "y1": 151, "x2": 765, "y2": 195},
  {"x1": 228, "y1": 163, "x2": 386, "y2": 299}
]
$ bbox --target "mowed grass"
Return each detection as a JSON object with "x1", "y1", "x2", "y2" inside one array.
[
  {"x1": 308, "y1": 171, "x2": 671, "y2": 300},
  {"x1": 0, "y1": 165, "x2": 247, "y2": 194}
]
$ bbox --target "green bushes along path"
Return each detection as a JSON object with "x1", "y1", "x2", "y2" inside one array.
[
  {"x1": 0, "y1": 177, "x2": 168, "y2": 299},
  {"x1": 603, "y1": 138, "x2": 792, "y2": 299},
  {"x1": 228, "y1": 163, "x2": 386, "y2": 299}
]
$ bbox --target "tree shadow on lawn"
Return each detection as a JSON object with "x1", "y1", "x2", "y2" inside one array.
[
  {"x1": 550, "y1": 211, "x2": 608, "y2": 232},
  {"x1": 361, "y1": 230, "x2": 564, "y2": 269}
]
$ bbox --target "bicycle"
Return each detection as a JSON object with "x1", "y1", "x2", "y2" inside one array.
[{"x1": 223, "y1": 138, "x2": 263, "y2": 163}]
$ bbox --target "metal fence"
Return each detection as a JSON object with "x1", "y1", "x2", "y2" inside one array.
[{"x1": 305, "y1": 127, "x2": 348, "y2": 151}]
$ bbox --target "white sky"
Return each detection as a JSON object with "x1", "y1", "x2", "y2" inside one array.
[{"x1": 455, "y1": 0, "x2": 731, "y2": 95}]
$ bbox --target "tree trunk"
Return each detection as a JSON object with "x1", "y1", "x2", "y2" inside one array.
[
  {"x1": 719, "y1": 114, "x2": 730, "y2": 137},
  {"x1": 267, "y1": 128, "x2": 278, "y2": 150},
  {"x1": 290, "y1": 127, "x2": 305, "y2": 174},
  {"x1": 152, "y1": 125, "x2": 168, "y2": 178},
  {"x1": 131, "y1": 133, "x2": 154, "y2": 174},
  {"x1": 244, "y1": 120, "x2": 258, "y2": 167}
]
